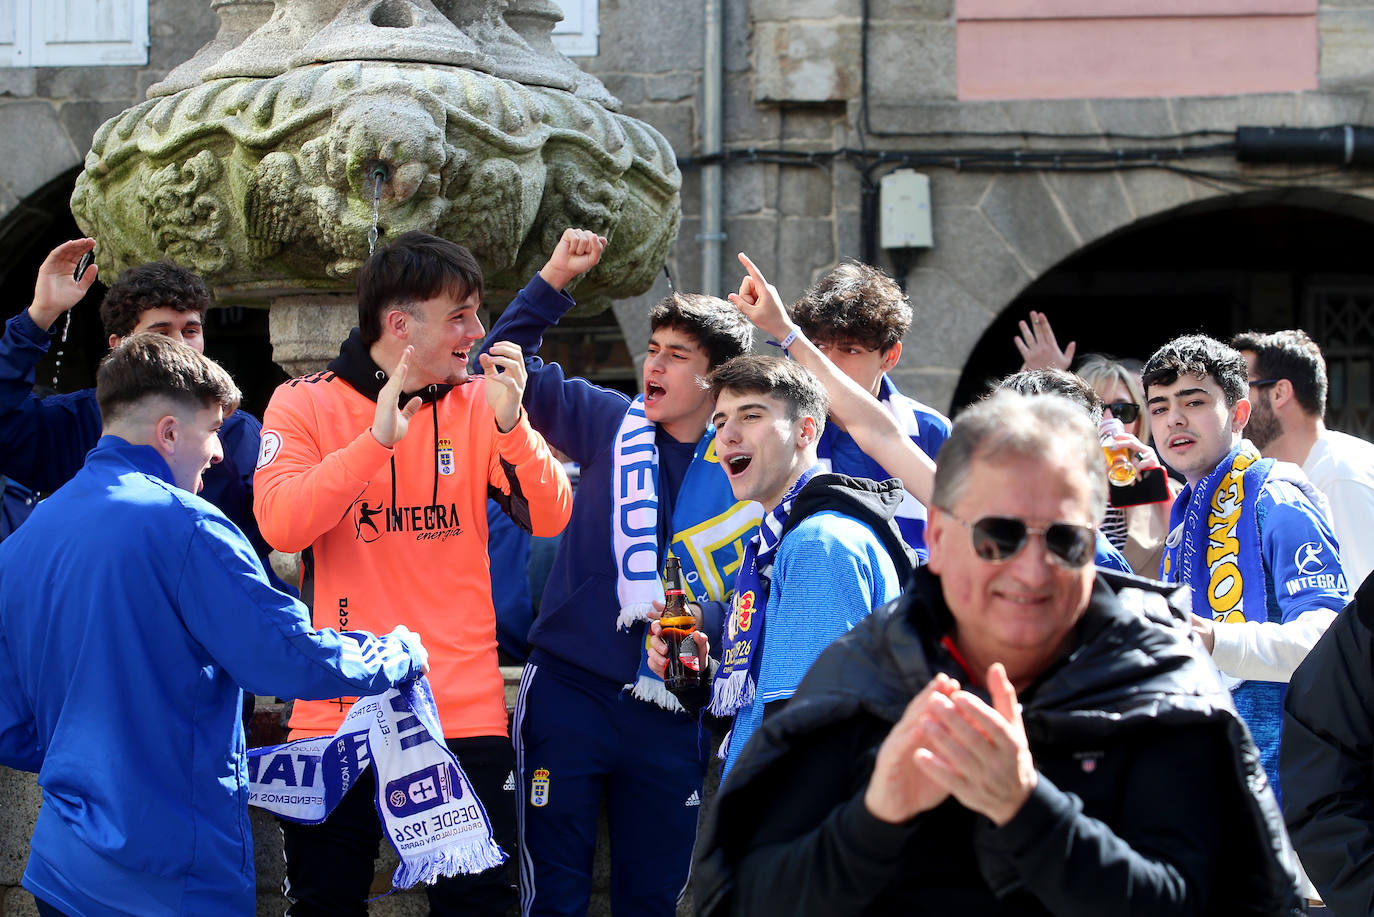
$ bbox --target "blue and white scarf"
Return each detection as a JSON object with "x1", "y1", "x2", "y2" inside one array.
[
  {"x1": 1163, "y1": 442, "x2": 1273, "y2": 631},
  {"x1": 708, "y1": 465, "x2": 821, "y2": 719},
  {"x1": 816, "y1": 376, "x2": 931, "y2": 553},
  {"x1": 611, "y1": 395, "x2": 763, "y2": 710},
  {"x1": 248, "y1": 678, "x2": 505, "y2": 889}
]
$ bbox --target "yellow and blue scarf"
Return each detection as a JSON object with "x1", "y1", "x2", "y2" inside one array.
[{"x1": 1163, "y1": 442, "x2": 1273, "y2": 626}]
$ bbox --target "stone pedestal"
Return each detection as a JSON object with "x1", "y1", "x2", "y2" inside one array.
[{"x1": 266, "y1": 294, "x2": 358, "y2": 376}]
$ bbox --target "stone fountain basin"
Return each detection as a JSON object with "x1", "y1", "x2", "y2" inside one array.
[{"x1": 72, "y1": 60, "x2": 681, "y2": 313}]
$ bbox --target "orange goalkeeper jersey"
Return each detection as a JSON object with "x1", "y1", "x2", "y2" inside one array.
[{"x1": 254, "y1": 353, "x2": 570, "y2": 739}]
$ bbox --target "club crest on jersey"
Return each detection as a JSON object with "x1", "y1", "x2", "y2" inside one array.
[
  {"x1": 437, "y1": 438, "x2": 455, "y2": 476},
  {"x1": 728, "y1": 591, "x2": 757, "y2": 640},
  {"x1": 531, "y1": 768, "x2": 550, "y2": 807}
]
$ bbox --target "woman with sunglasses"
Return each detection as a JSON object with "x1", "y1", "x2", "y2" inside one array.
[{"x1": 1076, "y1": 354, "x2": 1179, "y2": 577}]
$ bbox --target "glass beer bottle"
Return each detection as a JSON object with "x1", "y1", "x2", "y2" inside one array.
[
  {"x1": 1099, "y1": 416, "x2": 1137, "y2": 486},
  {"x1": 660, "y1": 555, "x2": 700, "y2": 694}
]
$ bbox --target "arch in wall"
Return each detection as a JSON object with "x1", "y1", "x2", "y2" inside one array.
[
  {"x1": 0, "y1": 167, "x2": 110, "y2": 394},
  {"x1": 895, "y1": 166, "x2": 1374, "y2": 414},
  {"x1": 946, "y1": 188, "x2": 1374, "y2": 436}
]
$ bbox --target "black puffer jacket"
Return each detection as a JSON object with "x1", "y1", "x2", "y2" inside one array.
[
  {"x1": 694, "y1": 568, "x2": 1304, "y2": 917},
  {"x1": 1283, "y1": 569, "x2": 1374, "y2": 916}
]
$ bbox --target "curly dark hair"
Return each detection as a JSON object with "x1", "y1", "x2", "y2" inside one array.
[
  {"x1": 99, "y1": 262, "x2": 213, "y2": 339},
  {"x1": 1143, "y1": 334, "x2": 1248, "y2": 407},
  {"x1": 791, "y1": 261, "x2": 911, "y2": 353}
]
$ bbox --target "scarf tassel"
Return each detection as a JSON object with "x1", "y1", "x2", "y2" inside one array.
[
  {"x1": 707, "y1": 668, "x2": 754, "y2": 718},
  {"x1": 627, "y1": 674, "x2": 687, "y2": 712},
  {"x1": 390, "y1": 838, "x2": 508, "y2": 889}
]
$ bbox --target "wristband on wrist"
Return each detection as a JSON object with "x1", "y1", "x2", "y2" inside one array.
[{"x1": 765, "y1": 326, "x2": 800, "y2": 356}]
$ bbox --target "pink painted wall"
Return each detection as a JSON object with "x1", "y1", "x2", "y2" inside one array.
[
  {"x1": 956, "y1": 2, "x2": 1318, "y2": 100},
  {"x1": 960, "y1": 0, "x2": 1315, "y2": 17}
]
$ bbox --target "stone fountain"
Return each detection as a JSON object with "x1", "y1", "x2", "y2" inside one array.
[{"x1": 70, "y1": 0, "x2": 681, "y2": 375}]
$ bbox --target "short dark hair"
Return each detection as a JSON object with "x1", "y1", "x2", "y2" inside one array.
[
  {"x1": 1231, "y1": 329, "x2": 1328, "y2": 418},
  {"x1": 648, "y1": 293, "x2": 754, "y2": 369},
  {"x1": 1229, "y1": 330, "x2": 1267, "y2": 354},
  {"x1": 1143, "y1": 334, "x2": 1248, "y2": 407},
  {"x1": 997, "y1": 368, "x2": 1103, "y2": 422},
  {"x1": 791, "y1": 261, "x2": 911, "y2": 353},
  {"x1": 97, "y1": 332, "x2": 240, "y2": 423},
  {"x1": 709, "y1": 355, "x2": 828, "y2": 434},
  {"x1": 357, "y1": 231, "x2": 484, "y2": 346},
  {"x1": 99, "y1": 261, "x2": 212, "y2": 339}
]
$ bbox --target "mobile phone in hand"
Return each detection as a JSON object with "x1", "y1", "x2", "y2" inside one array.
[
  {"x1": 74, "y1": 249, "x2": 95, "y2": 282},
  {"x1": 1110, "y1": 466, "x2": 1170, "y2": 507}
]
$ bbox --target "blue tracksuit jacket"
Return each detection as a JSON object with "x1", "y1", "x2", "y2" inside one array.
[{"x1": 0, "y1": 437, "x2": 423, "y2": 916}]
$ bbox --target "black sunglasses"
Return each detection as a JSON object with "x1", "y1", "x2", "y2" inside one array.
[
  {"x1": 1103, "y1": 401, "x2": 1139, "y2": 424},
  {"x1": 1248, "y1": 378, "x2": 1280, "y2": 388},
  {"x1": 941, "y1": 511, "x2": 1097, "y2": 569}
]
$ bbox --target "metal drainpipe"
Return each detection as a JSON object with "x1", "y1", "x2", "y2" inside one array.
[{"x1": 701, "y1": 0, "x2": 724, "y2": 297}]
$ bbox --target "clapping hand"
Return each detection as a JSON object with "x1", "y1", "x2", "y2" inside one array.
[{"x1": 371, "y1": 347, "x2": 423, "y2": 448}]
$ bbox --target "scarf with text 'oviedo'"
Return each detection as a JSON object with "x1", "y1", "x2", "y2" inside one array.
[{"x1": 248, "y1": 677, "x2": 504, "y2": 889}]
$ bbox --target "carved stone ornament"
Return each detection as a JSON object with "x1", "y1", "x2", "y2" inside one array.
[{"x1": 72, "y1": 0, "x2": 674, "y2": 318}]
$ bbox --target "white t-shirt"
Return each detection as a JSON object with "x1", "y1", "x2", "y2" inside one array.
[{"x1": 1303, "y1": 429, "x2": 1374, "y2": 588}]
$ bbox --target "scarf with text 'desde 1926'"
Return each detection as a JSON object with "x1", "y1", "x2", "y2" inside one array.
[{"x1": 247, "y1": 677, "x2": 505, "y2": 890}]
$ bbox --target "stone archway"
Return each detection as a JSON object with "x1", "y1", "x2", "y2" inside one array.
[
  {"x1": 0, "y1": 168, "x2": 110, "y2": 394},
  {"x1": 946, "y1": 189, "x2": 1374, "y2": 431},
  {"x1": 887, "y1": 171, "x2": 1374, "y2": 417},
  {"x1": 0, "y1": 166, "x2": 286, "y2": 413}
]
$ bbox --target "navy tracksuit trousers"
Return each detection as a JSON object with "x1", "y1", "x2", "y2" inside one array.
[{"x1": 514, "y1": 651, "x2": 710, "y2": 917}]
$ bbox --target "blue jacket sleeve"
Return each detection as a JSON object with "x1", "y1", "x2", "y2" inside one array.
[
  {"x1": 761, "y1": 515, "x2": 898, "y2": 704},
  {"x1": 1094, "y1": 534, "x2": 1133, "y2": 575},
  {"x1": 177, "y1": 509, "x2": 422, "y2": 699},
  {"x1": 1260, "y1": 482, "x2": 1350, "y2": 622},
  {"x1": 0, "y1": 627, "x2": 41, "y2": 771},
  {"x1": 0, "y1": 312, "x2": 99, "y2": 492},
  {"x1": 0, "y1": 311, "x2": 47, "y2": 410},
  {"x1": 481, "y1": 273, "x2": 631, "y2": 465}
]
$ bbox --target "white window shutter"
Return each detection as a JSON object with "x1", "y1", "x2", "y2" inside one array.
[
  {"x1": 30, "y1": 0, "x2": 148, "y2": 66},
  {"x1": 0, "y1": 1, "x2": 29, "y2": 68},
  {"x1": 551, "y1": 0, "x2": 599, "y2": 58}
]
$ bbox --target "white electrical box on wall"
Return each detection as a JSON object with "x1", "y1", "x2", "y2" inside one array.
[{"x1": 879, "y1": 170, "x2": 933, "y2": 250}]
